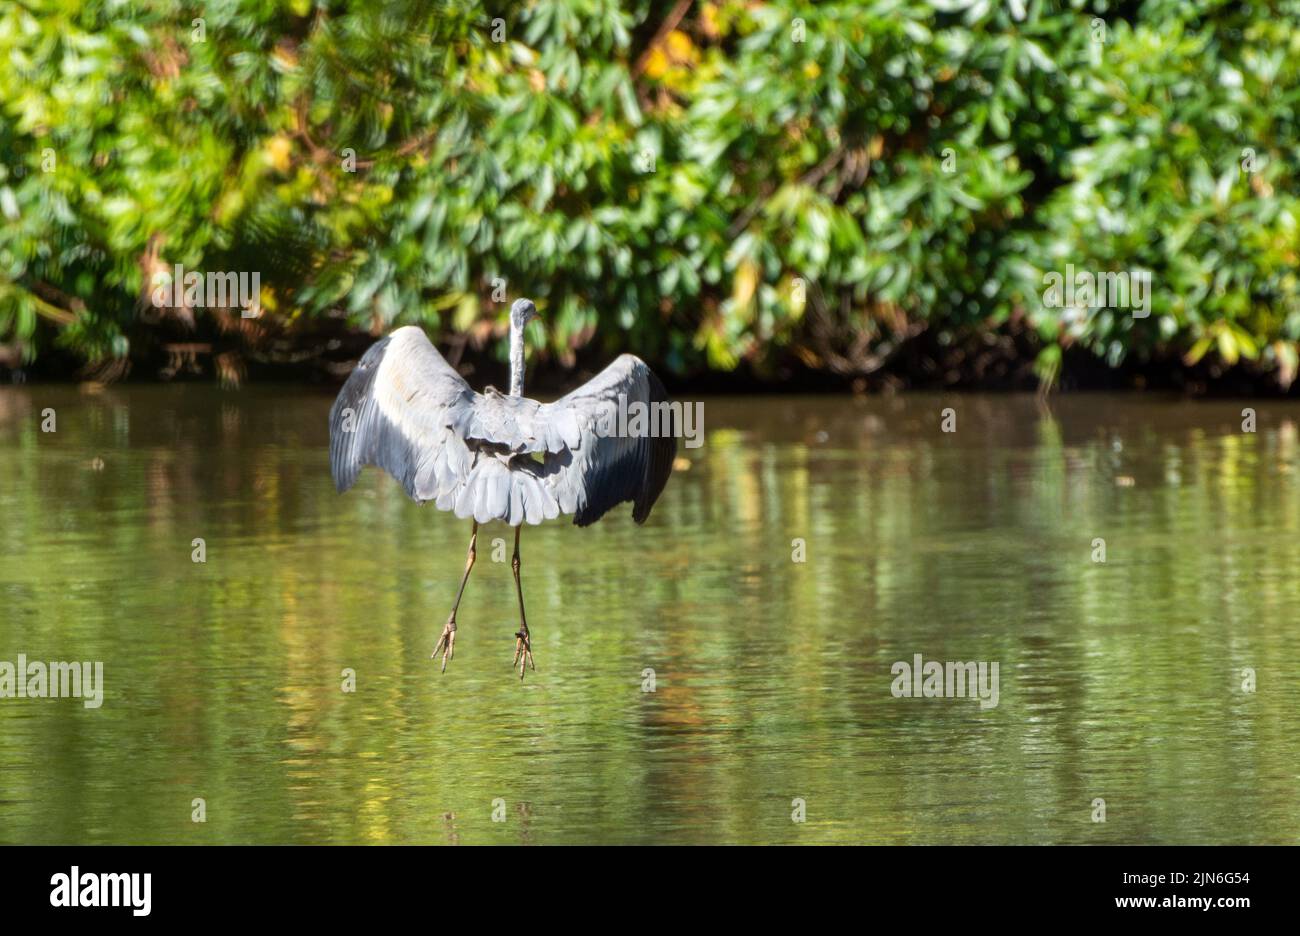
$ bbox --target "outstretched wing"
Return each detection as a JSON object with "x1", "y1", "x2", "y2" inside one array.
[
  {"x1": 328, "y1": 327, "x2": 477, "y2": 502},
  {"x1": 328, "y1": 327, "x2": 577, "y2": 524},
  {"x1": 540, "y1": 354, "x2": 677, "y2": 527}
]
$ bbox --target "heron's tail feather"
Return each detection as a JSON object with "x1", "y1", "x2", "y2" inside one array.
[{"x1": 448, "y1": 458, "x2": 559, "y2": 526}]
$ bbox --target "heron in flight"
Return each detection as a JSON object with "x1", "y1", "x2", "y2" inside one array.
[{"x1": 328, "y1": 298, "x2": 676, "y2": 679}]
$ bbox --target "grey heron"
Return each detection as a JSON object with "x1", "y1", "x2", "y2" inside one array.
[{"x1": 328, "y1": 298, "x2": 676, "y2": 679}]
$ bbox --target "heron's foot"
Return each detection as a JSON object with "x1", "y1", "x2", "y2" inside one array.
[
  {"x1": 512, "y1": 623, "x2": 535, "y2": 681},
  {"x1": 433, "y1": 617, "x2": 457, "y2": 673}
]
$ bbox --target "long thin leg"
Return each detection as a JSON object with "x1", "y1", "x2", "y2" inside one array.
[
  {"x1": 433, "y1": 521, "x2": 477, "y2": 672},
  {"x1": 511, "y1": 525, "x2": 535, "y2": 680}
]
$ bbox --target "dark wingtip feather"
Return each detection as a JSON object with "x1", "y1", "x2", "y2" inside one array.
[
  {"x1": 631, "y1": 365, "x2": 676, "y2": 524},
  {"x1": 570, "y1": 362, "x2": 677, "y2": 528}
]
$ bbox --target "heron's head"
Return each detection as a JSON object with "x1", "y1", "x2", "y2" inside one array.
[{"x1": 509, "y1": 298, "x2": 540, "y2": 331}]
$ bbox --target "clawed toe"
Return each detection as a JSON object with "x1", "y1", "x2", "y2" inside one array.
[
  {"x1": 512, "y1": 626, "x2": 535, "y2": 680},
  {"x1": 433, "y1": 619, "x2": 457, "y2": 673}
]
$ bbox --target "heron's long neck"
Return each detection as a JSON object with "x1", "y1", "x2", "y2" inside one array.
[{"x1": 508, "y1": 322, "x2": 525, "y2": 396}]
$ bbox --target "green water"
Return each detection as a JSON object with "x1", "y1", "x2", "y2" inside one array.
[{"x1": 1, "y1": 386, "x2": 1297, "y2": 844}]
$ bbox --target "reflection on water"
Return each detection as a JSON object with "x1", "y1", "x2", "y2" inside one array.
[{"x1": 1, "y1": 386, "x2": 1298, "y2": 844}]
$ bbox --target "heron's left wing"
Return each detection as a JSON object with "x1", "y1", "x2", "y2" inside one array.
[{"x1": 328, "y1": 326, "x2": 480, "y2": 502}]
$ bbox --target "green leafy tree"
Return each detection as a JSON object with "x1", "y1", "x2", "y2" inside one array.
[{"x1": 1, "y1": 1, "x2": 1296, "y2": 387}]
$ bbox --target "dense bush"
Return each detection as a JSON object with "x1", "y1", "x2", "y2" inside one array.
[{"x1": 0, "y1": 0, "x2": 1297, "y2": 386}]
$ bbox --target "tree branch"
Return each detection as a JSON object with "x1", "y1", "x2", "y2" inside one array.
[{"x1": 632, "y1": 0, "x2": 694, "y2": 77}]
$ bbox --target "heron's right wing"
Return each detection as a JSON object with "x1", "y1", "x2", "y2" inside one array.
[
  {"x1": 328, "y1": 326, "x2": 479, "y2": 503},
  {"x1": 539, "y1": 354, "x2": 677, "y2": 527}
]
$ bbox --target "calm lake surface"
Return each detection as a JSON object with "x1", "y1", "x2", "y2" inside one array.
[{"x1": 1, "y1": 386, "x2": 1297, "y2": 844}]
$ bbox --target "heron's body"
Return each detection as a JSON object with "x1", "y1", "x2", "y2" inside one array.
[{"x1": 328, "y1": 298, "x2": 676, "y2": 678}]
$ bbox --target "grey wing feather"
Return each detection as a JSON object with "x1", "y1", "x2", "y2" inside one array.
[
  {"x1": 539, "y1": 354, "x2": 677, "y2": 527},
  {"x1": 328, "y1": 326, "x2": 477, "y2": 503},
  {"x1": 328, "y1": 327, "x2": 566, "y2": 525}
]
